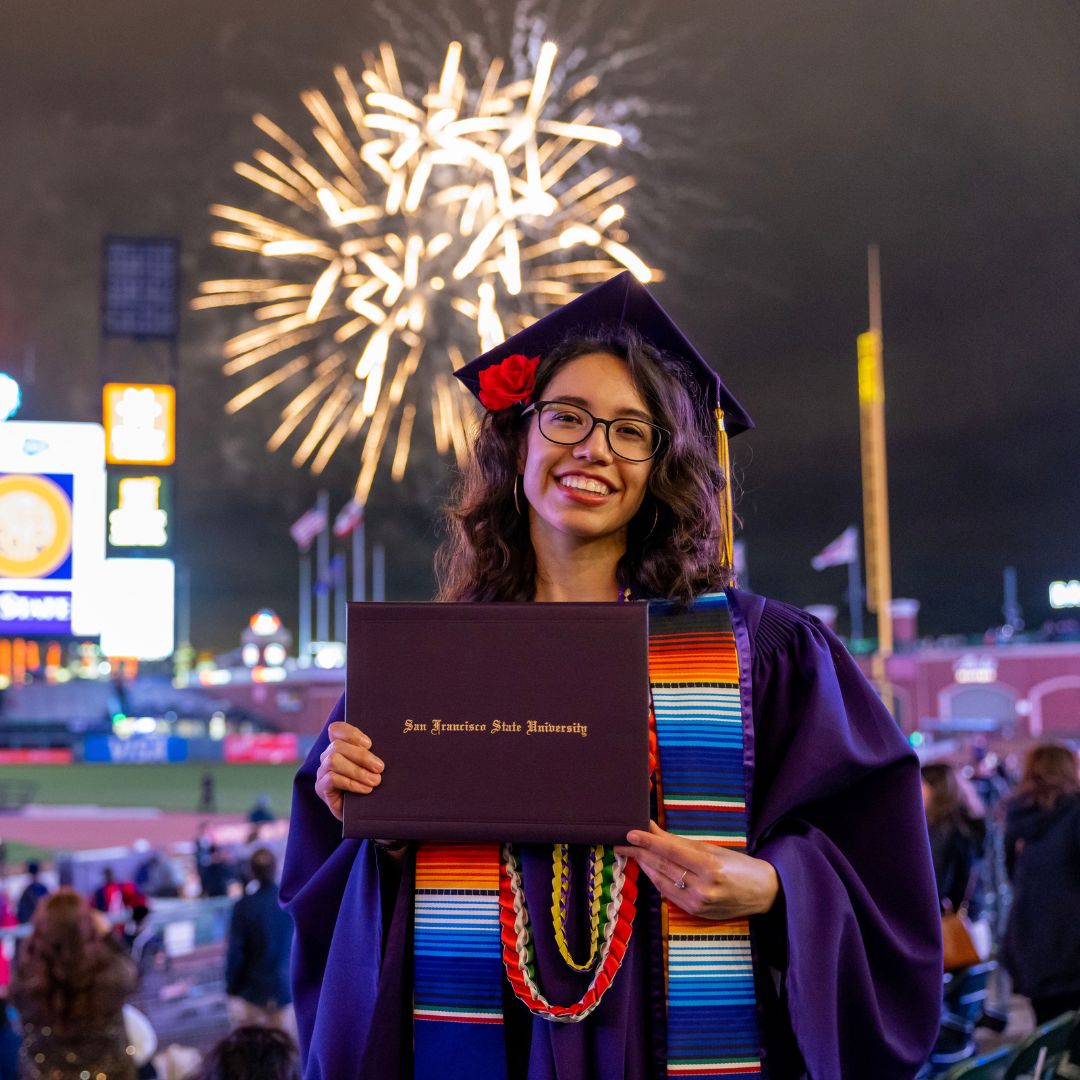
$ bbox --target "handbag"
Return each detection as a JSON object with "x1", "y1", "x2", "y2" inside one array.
[{"x1": 941, "y1": 903, "x2": 981, "y2": 971}]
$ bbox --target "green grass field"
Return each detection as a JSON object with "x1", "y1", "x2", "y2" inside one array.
[{"x1": 0, "y1": 763, "x2": 298, "y2": 815}]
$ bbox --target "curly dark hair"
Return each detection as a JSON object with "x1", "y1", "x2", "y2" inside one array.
[
  {"x1": 12, "y1": 888, "x2": 136, "y2": 1036},
  {"x1": 436, "y1": 330, "x2": 731, "y2": 603},
  {"x1": 196, "y1": 1025, "x2": 300, "y2": 1080}
]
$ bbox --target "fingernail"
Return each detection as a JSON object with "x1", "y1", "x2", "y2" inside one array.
[
  {"x1": 359, "y1": 734, "x2": 372, "y2": 747},
  {"x1": 626, "y1": 831, "x2": 642, "y2": 844},
  {"x1": 371, "y1": 757, "x2": 384, "y2": 770}
]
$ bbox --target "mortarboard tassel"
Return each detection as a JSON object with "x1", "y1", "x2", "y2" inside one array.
[{"x1": 716, "y1": 407, "x2": 734, "y2": 576}]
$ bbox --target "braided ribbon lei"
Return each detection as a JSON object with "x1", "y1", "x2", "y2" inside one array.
[
  {"x1": 500, "y1": 843, "x2": 638, "y2": 1022},
  {"x1": 550, "y1": 843, "x2": 609, "y2": 971},
  {"x1": 497, "y1": 705, "x2": 659, "y2": 1022}
]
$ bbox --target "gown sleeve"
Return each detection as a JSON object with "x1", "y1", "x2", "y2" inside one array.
[
  {"x1": 740, "y1": 596, "x2": 942, "y2": 1079},
  {"x1": 279, "y1": 693, "x2": 414, "y2": 1080}
]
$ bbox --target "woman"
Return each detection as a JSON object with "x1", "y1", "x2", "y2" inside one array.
[
  {"x1": 195, "y1": 1025, "x2": 300, "y2": 1080},
  {"x1": 282, "y1": 273, "x2": 942, "y2": 1079},
  {"x1": 11, "y1": 888, "x2": 139, "y2": 1080},
  {"x1": 921, "y1": 763, "x2": 986, "y2": 916},
  {"x1": 1003, "y1": 742, "x2": 1080, "y2": 1024}
]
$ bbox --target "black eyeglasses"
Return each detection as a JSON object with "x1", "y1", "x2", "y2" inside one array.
[{"x1": 523, "y1": 400, "x2": 667, "y2": 461}]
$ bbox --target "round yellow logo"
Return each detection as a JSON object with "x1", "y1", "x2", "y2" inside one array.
[{"x1": 0, "y1": 474, "x2": 74, "y2": 579}]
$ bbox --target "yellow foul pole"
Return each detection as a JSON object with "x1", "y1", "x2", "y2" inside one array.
[{"x1": 857, "y1": 245, "x2": 894, "y2": 713}]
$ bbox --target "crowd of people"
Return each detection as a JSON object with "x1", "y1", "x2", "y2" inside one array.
[
  {"x1": 919, "y1": 741, "x2": 1080, "y2": 1072},
  {"x1": 0, "y1": 841, "x2": 298, "y2": 1080},
  {"x1": 0, "y1": 739, "x2": 1073, "y2": 1078}
]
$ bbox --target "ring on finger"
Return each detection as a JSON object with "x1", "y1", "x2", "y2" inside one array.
[{"x1": 674, "y1": 868, "x2": 689, "y2": 890}]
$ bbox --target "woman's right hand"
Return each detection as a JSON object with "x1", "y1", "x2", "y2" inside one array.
[{"x1": 315, "y1": 721, "x2": 385, "y2": 822}]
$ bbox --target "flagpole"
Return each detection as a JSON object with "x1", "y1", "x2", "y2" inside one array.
[
  {"x1": 315, "y1": 489, "x2": 329, "y2": 641},
  {"x1": 858, "y1": 244, "x2": 894, "y2": 712},
  {"x1": 372, "y1": 542, "x2": 386, "y2": 602},
  {"x1": 849, "y1": 538, "x2": 864, "y2": 641},
  {"x1": 353, "y1": 515, "x2": 366, "y2": 602},
  {"x1": 298, "y1": 549, "x2": 311, "y2": 667},
  {"x1": 334, "y1": 555, "x2": 347, "y2": 643}
]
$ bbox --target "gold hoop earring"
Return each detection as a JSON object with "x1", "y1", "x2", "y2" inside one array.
[{"x1": 513, "y1": 475, "x2": 524, "y2": 517}]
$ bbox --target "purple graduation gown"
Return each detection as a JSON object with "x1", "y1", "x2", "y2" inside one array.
[{"x1": 280, "y1": 591, "x2": 942, "y2": 1079}]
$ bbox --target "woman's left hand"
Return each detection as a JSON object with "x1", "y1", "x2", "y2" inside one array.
[{"x1": 615, "y1": 821, "x2": 780, "y2": 920}]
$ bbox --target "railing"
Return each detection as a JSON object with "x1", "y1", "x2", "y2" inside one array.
[{"x1": 0, "y1": 895, "x2": 239, "y2": 1057}]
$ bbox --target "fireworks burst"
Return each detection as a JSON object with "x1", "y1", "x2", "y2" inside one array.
[{"x1": 196, "y1": 37, "x2": 657, "y2": 503}]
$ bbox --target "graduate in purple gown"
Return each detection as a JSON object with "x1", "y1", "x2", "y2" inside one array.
[{"x1": 281, "y1": 274, "x2": 942, "y2": 1079}]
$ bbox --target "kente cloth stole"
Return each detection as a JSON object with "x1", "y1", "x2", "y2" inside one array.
[{"x1": 412, "y1": 592, "x2": 761, "y2": 1080}]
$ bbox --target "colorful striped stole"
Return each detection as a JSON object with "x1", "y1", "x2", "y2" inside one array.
[
  {"x1": 412, "y1": 592, "x2": 760, "y2": 1079},
  {"x1": 413, "y1": 843, "x2": 507, "y2": 1079},
  {"x1": 650, "y1": 592, "x2": 761, "y2": 1079}
]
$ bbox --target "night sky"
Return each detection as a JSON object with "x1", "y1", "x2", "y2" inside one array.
[{"x1": 1, "y1": 0, "x2": 1078, "y2": 652}]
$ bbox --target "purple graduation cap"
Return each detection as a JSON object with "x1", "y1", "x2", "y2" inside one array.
[{"x1": 453, "y1": 271, "x2": 754, "y2": 436}]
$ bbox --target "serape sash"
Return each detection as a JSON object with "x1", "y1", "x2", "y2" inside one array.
[
  {"x1": 412, "y1": 592, "x2": 760, "y2": 1079},
  {"x1": 650, "y1": 593, "x2": 762, "y2": 1078}
]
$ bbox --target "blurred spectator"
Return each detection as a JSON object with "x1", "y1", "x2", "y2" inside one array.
[
  {"x1": 0, "y1": 894, "x2": 16, "y2": 996},
  {"x1": 194, "y1": 1025, "x2": 298, "y2": 1080},
  {"x1": 922, "y1": 762, "x2": 987, "y2": 914},
  {"x1": 124, "y1": 904, "x2": 168, "y2": 977},
  {"x1": 135, "y1": 850, "x2": 182, "y2": 899},
  {"x1": 198, "y1": 771, "x2": 217, "y2": 814},
  {"x1": 1002, "y1": 743, "x2": 1080, "y2": 1024},
  {"x1": 0, "y1": 997, "x2": 18, "y2": 1080},
  {"x1": 194, "y1": 823, "x2": 213, "y2": 894},
  {"x1": 16, "y1": 862, "x2": 49, "y2": 925},
  {"x1": 202, "y1": 846, "x2": 237, "y2": 899},
  {"x1": 11, "y1": 888, "x2": 139, "y2": 1079},
  {"x1": 93, "y1": 866, "x2": 145, "y2": 918},
  {"x1": 225, "y1": 849, "x2": 295, "y2": 1041},
  {"x1": 247, "y1": 795, "x2": 275, "y2": 825}
]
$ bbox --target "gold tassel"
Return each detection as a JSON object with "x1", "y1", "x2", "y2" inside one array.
[{"x1": 716, "y1": 407, "x2": 734, "y2": 574}]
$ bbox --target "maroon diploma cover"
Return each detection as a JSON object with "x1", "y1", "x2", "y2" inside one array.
[{"x1": 343, "y1": 601, "x2": 650, "y2": 844}]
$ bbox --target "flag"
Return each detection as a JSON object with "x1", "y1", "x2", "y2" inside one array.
[
  {"x1": 331, "y1": 554, "x2": 346, "y2": 587},
  {"x1": 811, "y1": 526, "x2": 859, "y2": 571},
  {"x1": 732, "y1": 539, "x2": 748, "y2": 578},
  {"x1": 315, "y1": 555, "x2": 346, "y2": 595},
  {"x1": 290, "y1": 505, "x2": 328, "y2": 551},
  {"x1": 333, "y1": 498, "x2": 365, "y2": 538}
]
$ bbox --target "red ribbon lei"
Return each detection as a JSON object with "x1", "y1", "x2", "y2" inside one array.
[{"x1": 497, "y1": 708, "x2": 658, "y2": 1021}]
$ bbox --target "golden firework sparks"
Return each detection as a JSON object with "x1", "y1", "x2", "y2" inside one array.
[{"x1": 199, "y1": 40, "x2": 657, "y2": 504}]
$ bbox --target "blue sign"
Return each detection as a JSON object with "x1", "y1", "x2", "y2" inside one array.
[
  {"x1": 84, "y1": 735, "x2": 189, "y2": 764},
  {"x1": 0, "y1": 590, "x2": 72, "y2": 635}
]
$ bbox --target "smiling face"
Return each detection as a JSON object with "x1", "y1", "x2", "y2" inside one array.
[{"x1": 520, "y1": 351, "x2": 653, "y2": 553}]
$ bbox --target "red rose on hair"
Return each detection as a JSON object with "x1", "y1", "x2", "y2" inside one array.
[{"x1": 477, "y1": 353, "x2": 539, "y2": 410}]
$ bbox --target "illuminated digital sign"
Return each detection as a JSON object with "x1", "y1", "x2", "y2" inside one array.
[
  {"x1": 99, "y1": 558, "x2": 175, "y2": 659},
  {"x1": 102, "y1": 236, "x2": 179, "y2": 339},
  {"x1": 0, "y1": 473, "x2": 74, "y2": 579},
  {"x1": 0, "y1": 422, "x2": 106, "y2": 636},
  {"x1": 1049, "y1": 580, "x2": 1080, "y2": 609},
  {"x1": 107, "y1": 470, "x2": 172, "y2": 552},
  {"x1": 103, "y1": 383, "x2": 176, "y2": 466},
  {"x1": 953, "y1": 654, "x2": 998, "y2": 685}
]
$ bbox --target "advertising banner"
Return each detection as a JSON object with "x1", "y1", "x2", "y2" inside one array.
[
  {"x1": 224, "y1": 733, "x2": 299, "y2": 764},
  {"x1": 0, "y1": 748, "x2": 73, "y2": 765},
  {"x1": 0, "y1": 422, "x2": 106, "y2": 636},
  {"x1": 103, "y1": 383, "x2": 176, "y2": 466},
  {"x1": 99, "y1": 558, "x2": 175, "y2": 660},
  {"x1": 107, "y1": 469, "x2": 173, "y2": 554},
  {"x1": 84, "y1": 734, "x2": 189, "y2": 764}
]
